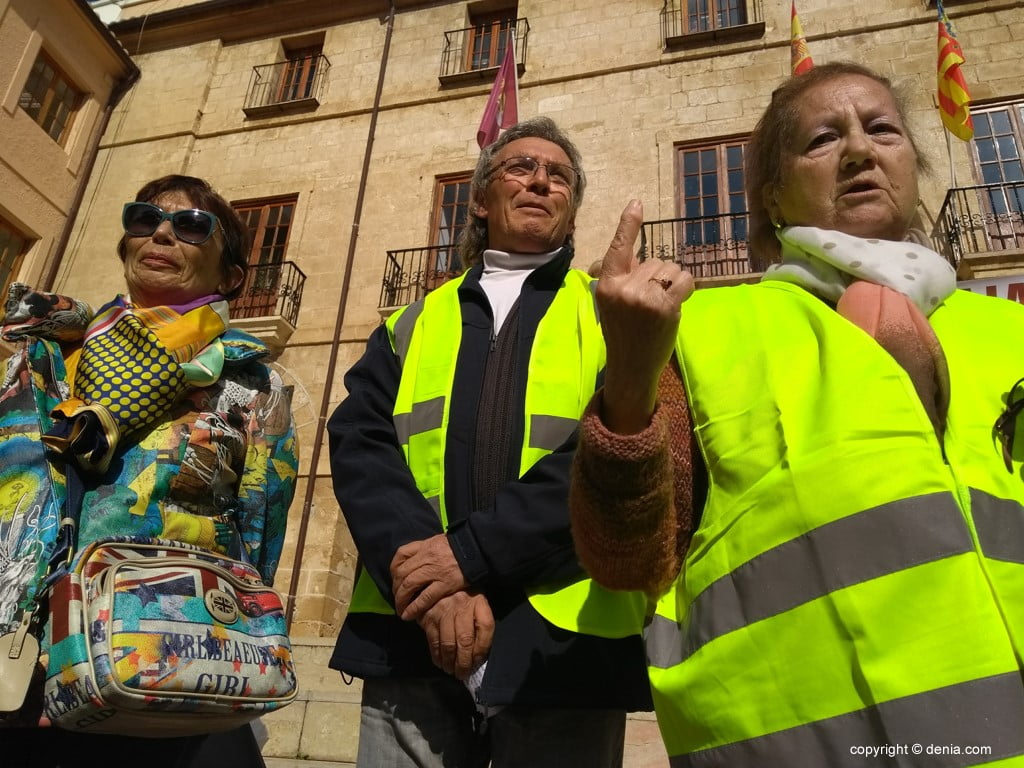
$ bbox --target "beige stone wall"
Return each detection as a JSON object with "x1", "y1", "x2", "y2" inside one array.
[
  {"x1": 0, "y1": 0, "x2": 132, "y2": 290},
  {"x1": 54, "y1": 0, "x2": 1024, "y2": 642}
]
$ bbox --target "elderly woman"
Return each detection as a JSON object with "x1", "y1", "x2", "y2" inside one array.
[
  {"x1": 0, "y1": 175, "x2": 298, "y2": 766},
  {"x1": 571, "y1": 62, "x2": 1024, "y2": 765}
]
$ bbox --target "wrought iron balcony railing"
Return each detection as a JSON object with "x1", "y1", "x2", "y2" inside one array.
[
  {"x1": 640, "y1": 212, "x2": 757, "y2": 279},
  {"x1": 380, "y1": 245, "x2": 463, "y2": 309},
  {"x1": 229, "y1": 260, "x2": 306, "y2": 327},
  {"x1": 660, "y1": 0, "x2": 764, "y2": 45},
  {"x1": 243, "y1": 54, "x2": 330, "y2": 116},
  {"x1": 439, "y1": 18, "x2": 529, "y2": 81},
  {"x1": 935, "y1": 181, "x2": 1024, "y2": 269}
]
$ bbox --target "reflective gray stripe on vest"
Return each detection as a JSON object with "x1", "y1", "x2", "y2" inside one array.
[
  {"x1": 390, "y1": 298, "x2": 425, "y2": 369},
  {"x1": 426, "y1": 494, "x2": 441, "y2": 516},
  {"x1": 529, "y1": 414, "x2": 579, "y2": 452},
  {"x1": 972, "y1": 487, "x2": 1024, "y2": 563},
  {"x1": 671, "y1": 671, "x2": 1024, "y2": 767},
  {"x1": 393, "y1": 396, "x2": 445, "y2": 444},
  {"x1": 590, "y1": 279, "x2": 601, "y2": 324},
  {"x1": 647, "y1": 492, "x2": 972, "y2": 669}
]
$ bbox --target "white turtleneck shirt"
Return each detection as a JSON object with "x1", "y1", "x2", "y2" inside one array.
[{"x1": 478, "y1": 248, "x2": 563, "y2": 333}]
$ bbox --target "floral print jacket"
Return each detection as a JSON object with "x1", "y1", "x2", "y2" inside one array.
[{"x1": 0, "y1": 317, "x2": 298, "y2": 634}]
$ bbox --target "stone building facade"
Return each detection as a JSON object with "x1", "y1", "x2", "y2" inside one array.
[
  {"x1": 0, "y1": 0, "x2": 136, "y2": 327},
  {"x1": 18, "y1": 0, "x2": 1024, "y2": 762}
]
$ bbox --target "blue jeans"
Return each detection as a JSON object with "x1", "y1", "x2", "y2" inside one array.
[{"x1": 357, "y1": 676, "x2": 626, "y2": 768}]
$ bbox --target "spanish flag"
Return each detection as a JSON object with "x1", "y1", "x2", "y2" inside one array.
[
  {"x1": 790, "y1": 1, "x2": 813, "y2": 75},
  {"x1": 936, "y1": 0, "x2": 973, "y2": 141}
]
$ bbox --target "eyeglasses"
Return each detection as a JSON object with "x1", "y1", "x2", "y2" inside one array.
[
  {"x1": 122, "y1": 202, "x2": 220, "y2": 245},
  {"x1": 488, "y1": 156, "x2": 579, "y2": 191},
  {"x1": 995, "y1": 377, "x2": 1024, "y2": 472}
]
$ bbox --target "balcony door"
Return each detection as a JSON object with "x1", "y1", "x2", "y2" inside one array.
[
  {"x1": 970, "y1": 103, "x2": 1024, "y2": 251},
  {"x1": 276, "y1": 46, "x2": 321, "y2": 104},
  {"x1": 674, "y1": 0, "x2": 747, "y2": 35},
  {"x1": 232, "y1": 196, "x2": 296, "y2": 318},
  {"x1": 428, "y1": 175, "x2": 471, "y2": 290},
  {"x1": 676, "y1": 139, "x2": 749, "y2": 276},
  {"x1": 466, "y1": 10, "x2": 516, "y2": 72}
]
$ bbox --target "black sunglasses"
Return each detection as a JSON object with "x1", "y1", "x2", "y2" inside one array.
[
  {"x1": 994, "y1": 377, "x2": 1024, "y2": 472},
  {"x1": 122, "y1": 202, "x2": 220, "y2": 245}
]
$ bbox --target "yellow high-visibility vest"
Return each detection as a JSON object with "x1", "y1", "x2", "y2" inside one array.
[
  {"x1": 650, "y1": 281, "x2": 1024, "y2": 765},
  {"x1": 350, "y1": 269, "x2": 647, "y2": 639}
]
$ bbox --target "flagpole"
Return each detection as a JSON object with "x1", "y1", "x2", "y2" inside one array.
[
  {"x1": 945, "y1": 126, "x2": 957, "y2": 189},
  {"x1": 510, "y1": 26, "x2": 519, "y2": 120}
]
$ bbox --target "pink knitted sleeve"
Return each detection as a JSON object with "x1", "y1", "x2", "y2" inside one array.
[{"x1": 570, "y1": 364, "x2": 694, "y2": 597}]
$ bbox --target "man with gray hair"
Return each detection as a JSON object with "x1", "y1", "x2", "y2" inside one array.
[{"x1": 327, "y1": 117, "x2": 650, "y2": 767}]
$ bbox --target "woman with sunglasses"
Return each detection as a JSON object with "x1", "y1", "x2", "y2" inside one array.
[{"x1": 0, "y1": 175, "x2": 298, "y2": 767}]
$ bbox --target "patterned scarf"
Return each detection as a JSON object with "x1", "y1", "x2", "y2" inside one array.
[
  {"x1": 762, "y1": 227, "x2": 958, "y2": 438},
  {"x1": 3, "y1": 289, "x2": 229, "y2": 475}
]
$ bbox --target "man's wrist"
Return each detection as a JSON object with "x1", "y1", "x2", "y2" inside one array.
[{"x1": 446, "y1": 521, "x2": 489, "y2": 585}]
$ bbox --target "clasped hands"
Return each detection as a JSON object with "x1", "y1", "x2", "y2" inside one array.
[{"x1": 390, "y1": 534, "x2": 493, "y2": 680}]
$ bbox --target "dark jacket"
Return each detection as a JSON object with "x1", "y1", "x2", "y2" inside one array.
[{"x1": 327, "y1": 251, "x2": 651, "y2": 710}]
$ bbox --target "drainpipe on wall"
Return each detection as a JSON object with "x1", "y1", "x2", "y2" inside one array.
[
  {"x1": 284, "y1": 0, "x2": 396, "y2": 629},
  {"x1": 43, "y1": 7, "x2": 140, "y2": 290}
]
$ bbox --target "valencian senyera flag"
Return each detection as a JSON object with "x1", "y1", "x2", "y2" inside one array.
[
  {"x1": 790, "y1": 1, "x2": 814, "y2": 75},
  {"x1": 937, "y1": 0, "x2": 973, "y2": 141},
  {"x1": 476, "y1": 31, "x2": 519, "y2": 148}
]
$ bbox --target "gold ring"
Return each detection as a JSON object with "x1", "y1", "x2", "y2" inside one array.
[{"x1": 649, "y1": 277, "x2": 672, "y2": 290}]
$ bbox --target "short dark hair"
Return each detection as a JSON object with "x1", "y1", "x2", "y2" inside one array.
[
  {"x1": 745, "y1": 62, "x2": 931, "y2": 268},
  {"x1": 458, "y1": 117, "x2": 586, "y2": 268},
  {"x1": 117, "y1": 175, "x2": 250, "y2": 300}
]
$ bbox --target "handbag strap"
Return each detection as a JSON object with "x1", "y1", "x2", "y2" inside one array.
[{"x1": 41, "y1": 460, "x2": 87, "y2": 592}]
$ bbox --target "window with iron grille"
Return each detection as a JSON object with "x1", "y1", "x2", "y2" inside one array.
[
  {"x1": 967, "y1": 101, "x2": 1024, "y2": 250},
  {"x1": 232, "y1": 196, "x2": 297, "y2": 315},
  {"x1": 665, "y1": 0, "x2": 748, "y2": 36},
  {"x1": 18, "y1": 51, "x2": 83, "y2": 145},
  {"x1": 660, "y1": 0, "x2": 763, "y2": 46},
  {"x1": 467, "y1": 8, "x2": 517, "y2": 71},
  {"x1": 278, "y1": 44, "x2": 322, "y2": 103},
  {"x1": 677, "y1": 139, "x2": 748, "y2": 246},
  {"x1": 431, "y1": 175, "x2": 472, "y2": 275},
  {"x1": 649, "y1": 138, "x2": 753, "y2": 277},
  {"x1": 0, "y1": 217, "x2": 31, "y2": 298},
  {"x1": 688, "y1": 0, "x2": 746, "y2": 32},
  {"x1": 971, "y1": 103, "x2": 1024, "y2": 189}
]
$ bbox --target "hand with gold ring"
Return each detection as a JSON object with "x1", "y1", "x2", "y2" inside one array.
[{"x1": 596, "y1": 200, "x2": 694, "y2": 435}]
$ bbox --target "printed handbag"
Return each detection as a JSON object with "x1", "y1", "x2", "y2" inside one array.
[{"x1": 43, "y1": 536, "x2": 297, "y2": 737}]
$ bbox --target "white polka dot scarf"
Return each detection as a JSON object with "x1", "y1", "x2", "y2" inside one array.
[
  {"x1": 763, "y1": 226, "x2": 957, "y2": 316},
  {"x1": 762, "y1": 226, "x2": 955, "y2": 437}
]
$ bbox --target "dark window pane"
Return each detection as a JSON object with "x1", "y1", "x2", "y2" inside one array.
[
  {"x1": 976, "y1": 140, "x2": 997, "y2": 164},
  {"x1": 988, "y1": 190, "x2": 1009, "y2": 215},
  {"x1": 991, "y1": 110, "x2": 1012, "y2": 134},
  {"x1": 699, "y1": 148, "x2": 716, "y2": 172},
  {"x1": 1003, "y1": 162, "x2": 1024, "y2": 182},
  {"x1": 982, "y1": 164, "x2": 1004, "y2": 183},
  {"x1": 973, "y1": 113, "x2": 993, "y2": 138},
  {"x1": 997, "y1": 135, "x2": 1020, "y2": 161}
]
